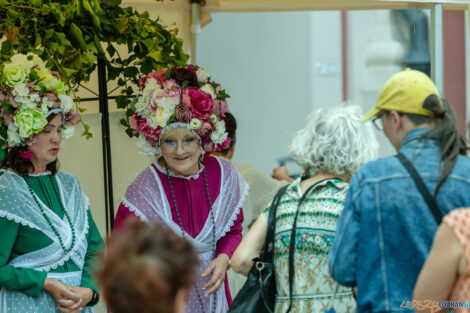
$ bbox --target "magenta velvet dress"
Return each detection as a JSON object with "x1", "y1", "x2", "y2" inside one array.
[{"x1": 114, "y1": 155, "x2": 244, "y2": 307}]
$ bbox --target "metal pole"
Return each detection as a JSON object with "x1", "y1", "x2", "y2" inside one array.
[
  {"x1": 97, "y1": 58, "x2": 115, "y2": 234},
  {"x1": 431, "y1": 3, "x2": 444, "y2": 95},
  {"x1": 190, "y1": 0, "x2": 201, "y2": 64},
  {"x1": 466, "y1": 8, "x2": 470, "y2": 137}
]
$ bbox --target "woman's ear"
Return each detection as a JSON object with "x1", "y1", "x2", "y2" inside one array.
[
  {"x1": 174, "y1": 288, "x2": 190, "y2": 313},
  {"x1": 388, "y1": 110, "x2": 403, "y2": 133}
]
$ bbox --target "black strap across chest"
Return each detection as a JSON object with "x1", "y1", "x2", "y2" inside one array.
[{"x1": 396, "y1": 152, "x2": 442, "y2": 224}]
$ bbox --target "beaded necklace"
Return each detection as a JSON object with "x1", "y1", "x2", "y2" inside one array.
[
  {"x1": 23, "y1": 175, "x2": 76, "y2": 253},
  {"x1": 165, "y1": 164, "x2": 217, "y2": 313}
]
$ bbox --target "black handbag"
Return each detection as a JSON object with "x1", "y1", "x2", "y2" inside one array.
[{"x1": 228, "y1": 185, "x2": 288, "y2": 313}]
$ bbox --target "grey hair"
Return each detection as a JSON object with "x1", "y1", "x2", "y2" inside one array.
[{"x1": 290, "y1": 105, "x2": 378, "y2": 177}]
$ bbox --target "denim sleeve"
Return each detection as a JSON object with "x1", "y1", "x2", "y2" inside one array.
[{"x1": 328, "y1": 173, "x2": 360, "y2": 287}]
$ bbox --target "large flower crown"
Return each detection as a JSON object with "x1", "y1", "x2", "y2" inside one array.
[
  {"x1": 0, "y1": 53, "x2": 80, "y2": 148},
  {"x1": 130, "y1": 65, "x2": 231, "y2": 156}
]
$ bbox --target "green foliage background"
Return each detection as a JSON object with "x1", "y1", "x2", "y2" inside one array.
[{"x1": 0, "y1": 0, "x2": 189, "y2": 138}]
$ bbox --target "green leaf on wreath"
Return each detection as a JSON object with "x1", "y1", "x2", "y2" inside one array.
[{"x1": 1, "y1": 41, "x2": 12, "y2": 56}]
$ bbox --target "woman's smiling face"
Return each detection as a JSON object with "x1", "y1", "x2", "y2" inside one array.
[{"x1": 160, "y1": 127, "x2": 201, "y2": 176}]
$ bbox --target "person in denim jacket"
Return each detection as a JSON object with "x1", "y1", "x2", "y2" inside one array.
[{"x1": 328, "y1": 69, "x2": 470, "y2": 313}]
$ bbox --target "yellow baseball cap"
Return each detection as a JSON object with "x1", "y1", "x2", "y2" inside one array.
[{"x1": 362, "y1": 69, "x2": 441, "y2": 122}]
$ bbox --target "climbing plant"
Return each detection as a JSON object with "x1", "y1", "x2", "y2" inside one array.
[{"x1": 0, "y1": 0, "x2": 189, "y2": 138}]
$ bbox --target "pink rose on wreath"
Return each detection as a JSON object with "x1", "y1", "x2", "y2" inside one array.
[
  {"x1": 215, "y1": 137, "x2": 231, "y2": 152},
  {"x1": 149, "y1": 79, "x2": 181, "y2": 113},
  {"x1": 182, "y1": 87, "x2": 214, "y2": 121},
  {"x1": 130, "y1": 113, "x2": 141, "y2": 134},
  {"x1": 131, "y1": 114, "x2": 161, "y2": 141},
  {"x1": 197, "y1": 122, "x2": 213, "y2": 138},
  {"x1": 175, "y1": 105, "x2": 192, "y2": 123},
  {"x1": 139, "y1": 69, "x2": 167, "y2": 89},
  {"x1": 213, "y1": 100, "x2": 229, "y2": 118},
  {"x1": 64, "y1": 110, "x2": 81, "y2": 127},
  {"x1": 140, "y1": 121, "x2": 161, "y2": 142},
  {"x1": 220, "y1": 137, "x2": 232, "y2": 150}
]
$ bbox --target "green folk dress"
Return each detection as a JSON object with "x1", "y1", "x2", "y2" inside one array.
[
  {"x1": 0, "y1": 170, "x2": 102, "y2": 312},
  {"x1": 263, "y1": 177, "x2": 356, "y2": 313}
]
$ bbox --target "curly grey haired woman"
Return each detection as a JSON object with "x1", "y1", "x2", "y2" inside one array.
[{"x1": 231, "y1": 105, "x2": 378, "y2": 313}]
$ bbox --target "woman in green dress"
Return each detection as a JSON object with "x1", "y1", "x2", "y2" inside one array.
[{"x1": 0, "y1": 53, "x2": 102, "y2": 313}]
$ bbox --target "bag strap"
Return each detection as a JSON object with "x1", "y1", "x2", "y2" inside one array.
[
  {"x1": 326, "y1": 284, "x2": 340, "y2": 310},
  {"x1": 285, "y1": 178, "x2": 342, "y2": 313},
  {"x1": 396, "y1": 152, "x2": 442, "y2": 224},
  {"x1": 261, "y1": 185, "x2": 289, "y2": 260}
]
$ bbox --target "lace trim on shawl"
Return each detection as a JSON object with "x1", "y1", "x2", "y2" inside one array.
[
  {"x1": 0, "y1": 170, "x2": 91, "y2": 272},
  {"x1": 152, "y1": 159, "x2": 206, "y2": 180},
  {"x1": 120, "y1": 197, "x2": 150, "y2": 224},
  {"x1": 0, "y1": 211, "x2": 43, "y2": 232},
  {"x1": 214, "y1": 157, "x2": 249, "y2": 239}
]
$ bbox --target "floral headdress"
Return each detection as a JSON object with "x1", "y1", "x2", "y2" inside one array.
[
  {"x1": 130, "y1": 65, "x2": 231, "y2": 156},
  {"x1": 0, "y1": 53, "x2": 80, "y2": 149}
]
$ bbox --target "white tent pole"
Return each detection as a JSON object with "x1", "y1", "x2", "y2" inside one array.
[
  {"x1": 430, "y1": 3, "x2": 444, "y2": 95},
  {"x1": 190, "y1": 1, "x2": 201, "y2": 64},
  {"x1": 466, "y1": 8, "x2": 470, "y2": 136}
]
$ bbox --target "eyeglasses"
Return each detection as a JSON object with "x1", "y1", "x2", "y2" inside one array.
[
  {"x1": 161, "y1": 139, "x2": 199, "y2": 153},
  {"x1": 372, "y1": 111, "x2": 386, "y2": 131}
]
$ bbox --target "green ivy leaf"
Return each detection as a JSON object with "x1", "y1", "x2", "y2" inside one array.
[
  {"x1": 107, "y1": 66, "x2": 121, "y2": 81},
  {"x1": 140, "y1": 59, "x2": 154, "y2": 74},
  {"x1": 106, "y1": 43, "x2": 116, "y2": 58},
  {"x1": 129, "y1": 97, "x2": 138, "y2": 111},
  {"x1": 115, "y1": 95, "x2": 128, "y2": 109},
  {"x1": 120, "y1": 118, "x2": 128, "y2": 127},
  {"x1": 124, "y1": 66, "x2": 138, "y2": 78},
  {"x1": 125, "y1": 128, "x2": 134, "y2": 138}
]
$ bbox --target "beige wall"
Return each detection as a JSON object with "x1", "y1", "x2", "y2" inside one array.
[{"x1": 59, "y1": 3, "x2": 190, "y2": 311}]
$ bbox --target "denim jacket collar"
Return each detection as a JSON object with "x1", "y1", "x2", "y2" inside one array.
[{"x1": 399, "y1": 127, "x2": 440, "y2": 156}]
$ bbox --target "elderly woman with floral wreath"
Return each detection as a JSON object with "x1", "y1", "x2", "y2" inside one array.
[
  {"x1": 114, "y1": 65, "x2": 248, "y2": 313},
  {"x1": 0, "y1": 53, "x2": 102, "y2": 313}
]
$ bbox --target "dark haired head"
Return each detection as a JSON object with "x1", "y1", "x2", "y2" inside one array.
[
  {"x1": 98, "y1": 219, "x2": 198, "y2": 313},
  {"x1": 221, "y1": 112, "x2": 237, "y2": 155},
  {"x1": 401, "y1": 97, "x2": 468, "y2": 198}
]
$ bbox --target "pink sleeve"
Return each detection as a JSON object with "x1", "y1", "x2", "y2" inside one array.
[
  {"x1": 113, "y1": 203, "x2": 139, "y2": 232},
  {"x1": 216, "y1": 208, "x2": 244, "y2": 258}
]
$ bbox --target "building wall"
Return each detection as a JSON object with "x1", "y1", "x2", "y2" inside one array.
[{"x1": 198, "y1": 11, "x2": 345, "y2": 175}]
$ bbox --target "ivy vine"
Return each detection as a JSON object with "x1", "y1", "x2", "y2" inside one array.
[{"x1": 0, "y1": 0, "x2": 189, "y2": 138}]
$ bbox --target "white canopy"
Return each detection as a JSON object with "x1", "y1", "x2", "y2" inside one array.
[{"x1": 202, "y1": 0, "x2": 470, "y2": 12}]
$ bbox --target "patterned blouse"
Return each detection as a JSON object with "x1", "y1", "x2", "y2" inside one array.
[{"x1": 263, "y1": 177, "x2": 356, "y2": 313}]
